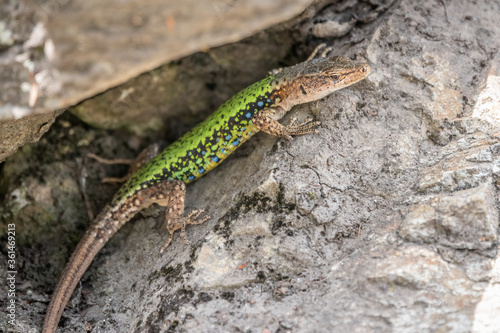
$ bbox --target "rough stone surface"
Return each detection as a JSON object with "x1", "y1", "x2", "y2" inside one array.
[
  {"x1": 1, "y1": 0, "x2": 500, "y2": 332},
  {"x1": 0, "y1": 0, "x2": 316, "y2": 115},
  {"x1": 400, "y1": 183, "x2": 498, "y2": 250},
  {"x1": 0, "y1": 109, "x2": 62, "y2": 161},
  {"x1": 0, "y1": 0, "x2": 316, "y2": 161}
]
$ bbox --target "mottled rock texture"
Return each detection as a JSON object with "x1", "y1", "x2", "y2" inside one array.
[
  {"x1": 0, "y1": 0, "x2": 316, "y2": 161},
  {"x1": 1, "y1": 0, "x2": 499, "y2": 332}
]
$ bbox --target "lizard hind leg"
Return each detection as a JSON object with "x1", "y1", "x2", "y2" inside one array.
[
  {"x1": 88, "y1": 143, "x2": 160, "y2": 183},
  {"x1": 159, "y1": 181, "x2": 210, "y2": 253}
]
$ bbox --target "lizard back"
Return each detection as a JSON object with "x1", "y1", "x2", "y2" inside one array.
[{"x1": 113, "y1": 75, "x2": 280, "y2": 203}]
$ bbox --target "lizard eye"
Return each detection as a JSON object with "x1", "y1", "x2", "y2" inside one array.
[{"x1": 331, "y1": 75, "x2": 339, "y2": 80}]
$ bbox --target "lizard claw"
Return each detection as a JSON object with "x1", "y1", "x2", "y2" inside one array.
[
  {"x1": 283, "y1": 118, "x2": 321, "y2": 137},
  {"x1": 161, "y1": 209, "x2": 210, "y2": 253},
  {"x1": 160, "y1": 237, "x2": 173, "y2": 253}
]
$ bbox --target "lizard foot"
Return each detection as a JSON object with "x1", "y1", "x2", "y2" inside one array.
[
  {"x1": 160, "y1": 209, "x2": 210, "y2": 253},
  {"x1": 88, "y1": 143, "x2": 160, "y2": 183},
  {"x1": 283, "y1": 117, "x2": 321, "y2": 139},
  {"x1": 269, "y1": 44, "x2": 333, "y2": 76},
  {"x1": 253, "y1": 112, "x2": 320, "y2": 140},
  {"x1": 306, "y1": 43, "x2": 333, "y2": 61}
]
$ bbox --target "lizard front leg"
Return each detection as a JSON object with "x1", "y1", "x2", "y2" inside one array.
[
  {"x1": 252, "y1": 108, "x2": 321, "y2": 140},
  {"x1": 269, "y1": 43, "x2": 333, "y2": 75}
]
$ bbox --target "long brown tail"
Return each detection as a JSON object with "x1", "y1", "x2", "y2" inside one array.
[
  {"x1": 42, "y1": 231, "x2": 106, "y2": 332},
  {"x1": 42, "y1": 180, "x2": 182, "y2": 332},
  {"x1": 42, "y1": 205, "x2": 127, "y2": 333}
]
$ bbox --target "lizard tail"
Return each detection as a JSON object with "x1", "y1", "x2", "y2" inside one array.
[{"x1": 42, "y1": 205, "x2": 130, "y2": 333}]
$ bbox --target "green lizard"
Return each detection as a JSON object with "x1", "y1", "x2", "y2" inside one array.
[{"x1": 42, "y1": 49, "x2": 370, "y2": 332}]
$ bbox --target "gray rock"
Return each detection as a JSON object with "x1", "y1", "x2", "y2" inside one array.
[
  {"x1": 1, "y1": 0, "x2": 499, "y2": 332},
  {"x1": 0, "y1": 0, "x2": 316, "y2": 162},
  {"x1": 401, "y1": 183, "x2": 498, "y2": 250}
]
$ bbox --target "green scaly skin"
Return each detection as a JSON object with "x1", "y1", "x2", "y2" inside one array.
[
  {"x1": 43, "y1": 55, "x2": 370, "y2": 333},
  {"x1": 115, "y1": 75, "x2": 275, "y2": 200}
]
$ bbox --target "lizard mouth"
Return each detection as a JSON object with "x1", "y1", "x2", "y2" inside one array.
[
  {"x1": 339, "y1": 61, "x2": 371, "y2": 86},
  {"x1": 316, "y1": 56, "x2": 371, "y2": 89}
]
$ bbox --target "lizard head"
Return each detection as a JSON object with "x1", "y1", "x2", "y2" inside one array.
[{"x1": 275, "y1": 55, "x2": 370, "y2": 108}]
